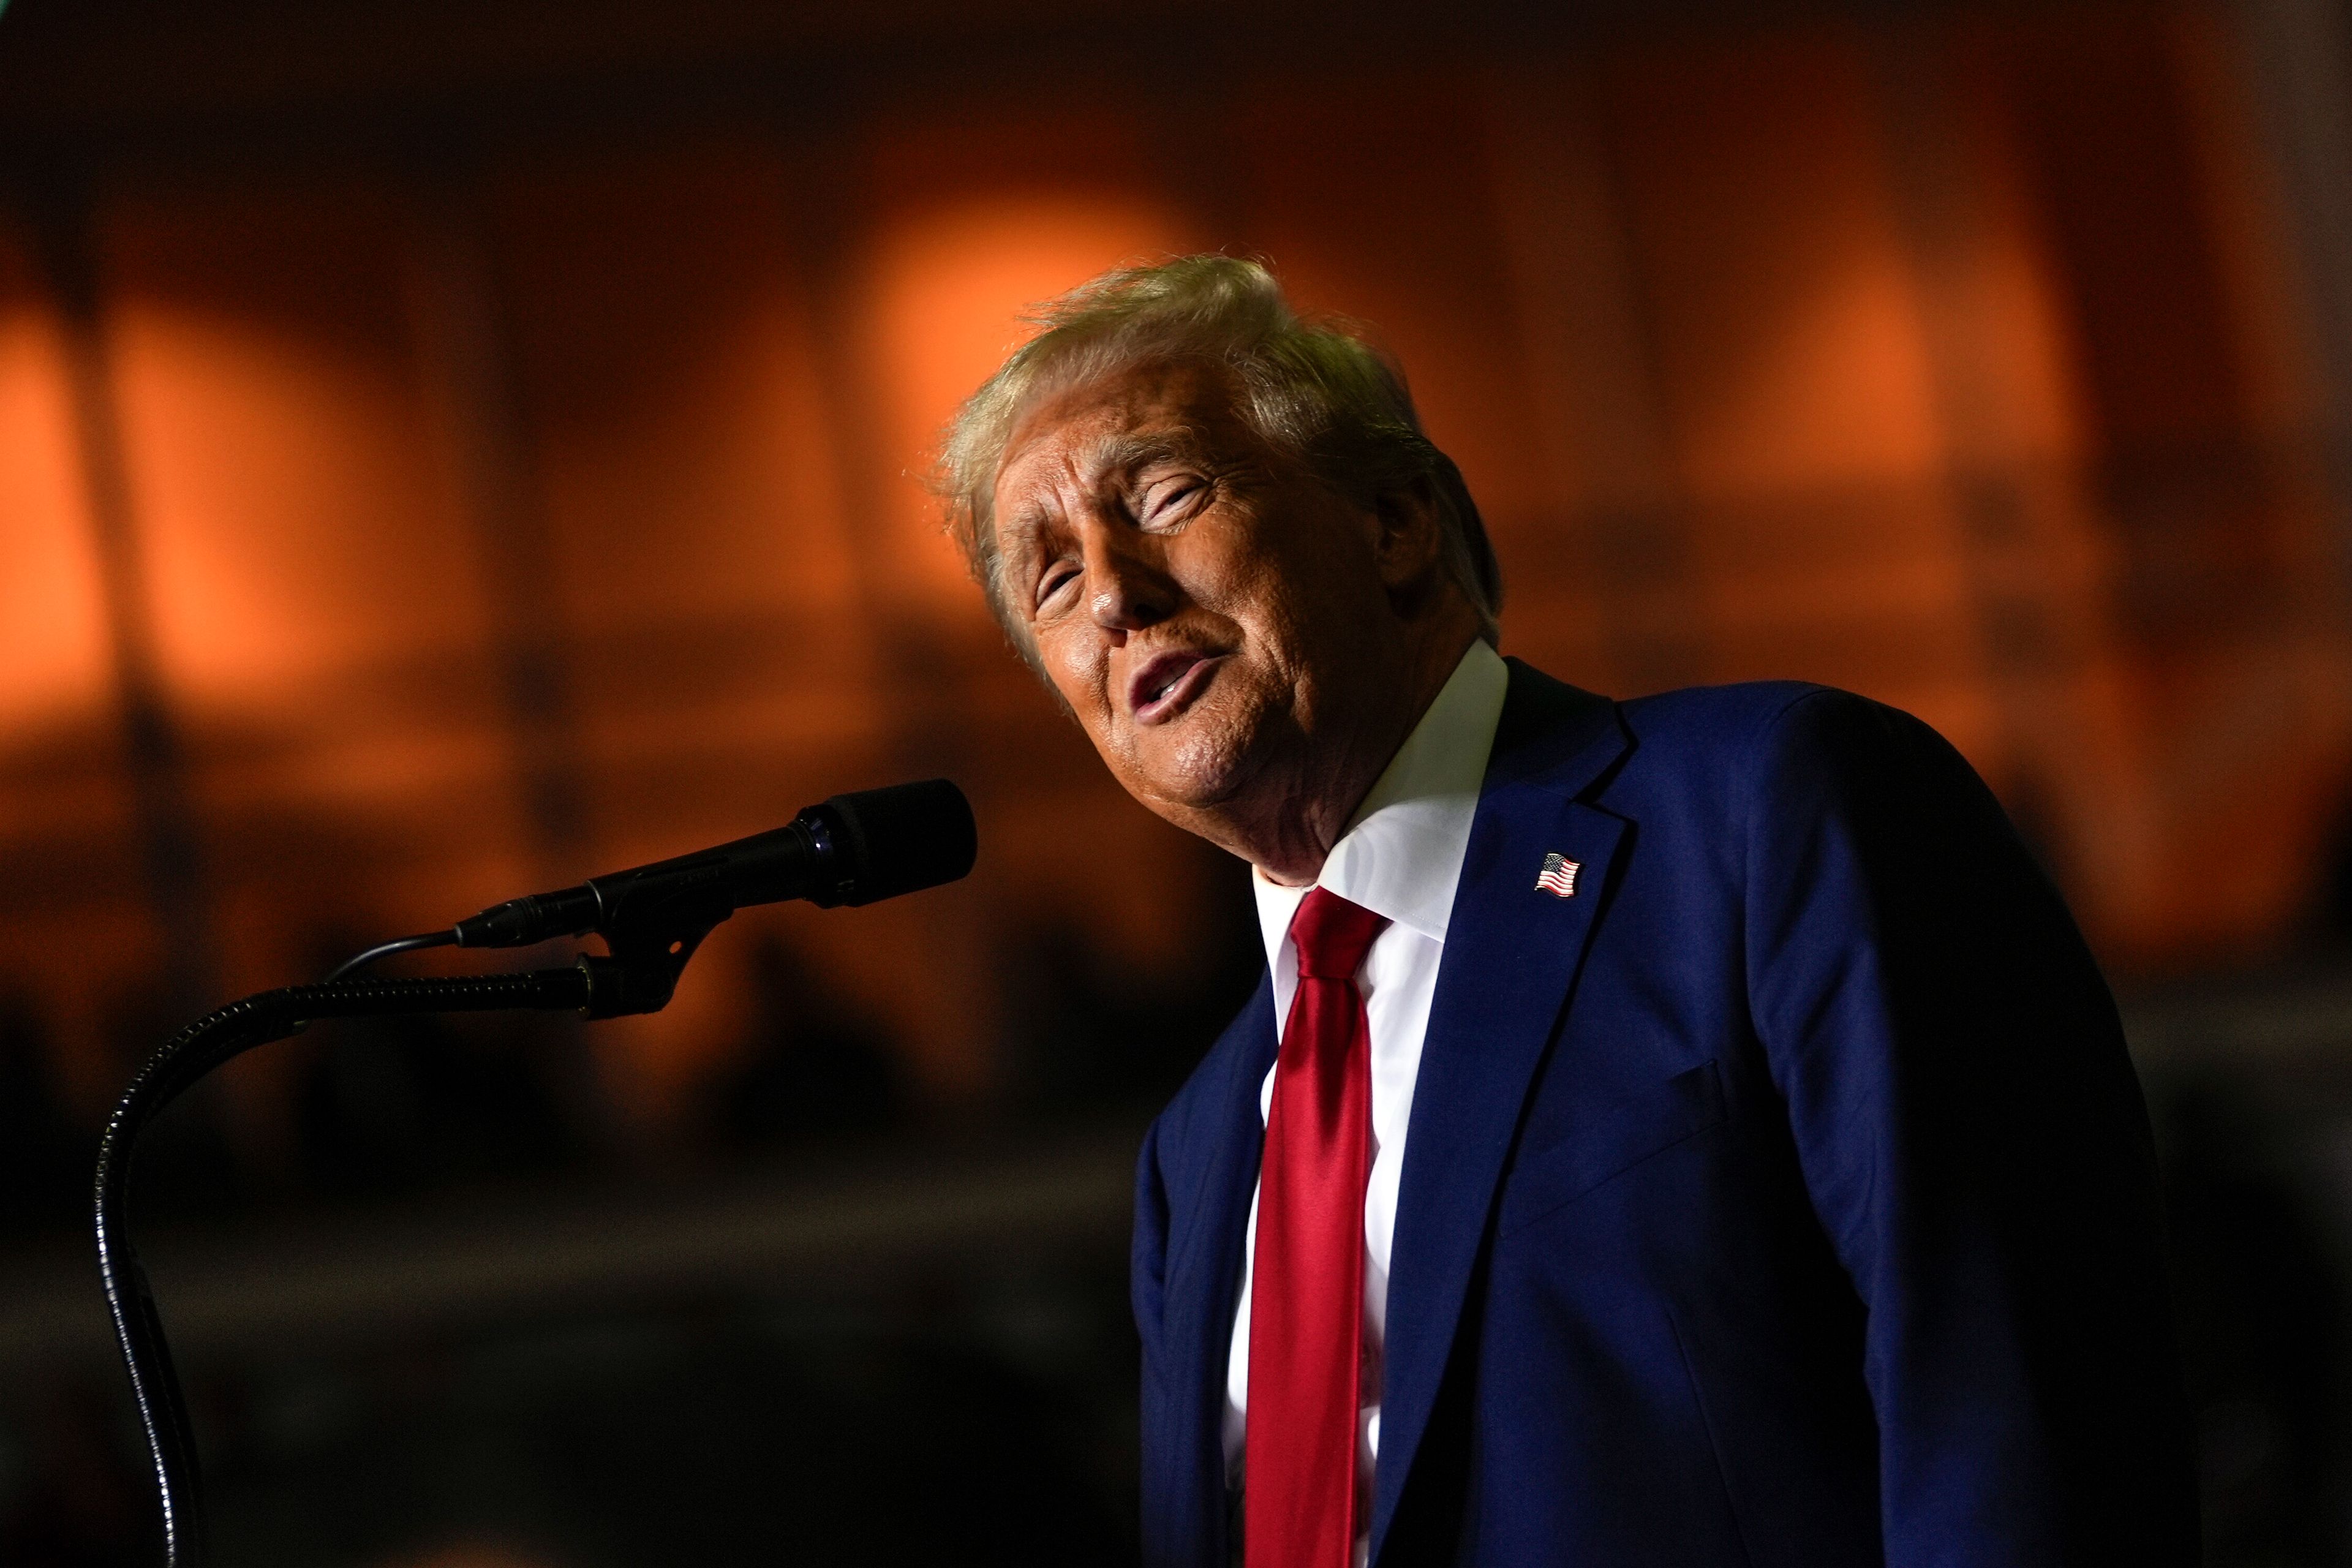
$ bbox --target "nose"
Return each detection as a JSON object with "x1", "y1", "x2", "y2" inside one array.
[{"x1": 1083, "y1": 528, "x2": 1177, "y2": 637}]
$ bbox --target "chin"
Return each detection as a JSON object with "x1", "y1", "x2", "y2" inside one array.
[{"x1": 1131, "y1": 709, "x2": 1277, "y2": 815}]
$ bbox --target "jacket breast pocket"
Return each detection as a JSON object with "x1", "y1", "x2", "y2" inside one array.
[{"x1": 1498, "y1": 1059, "x2": 1728, "y2": 1235}]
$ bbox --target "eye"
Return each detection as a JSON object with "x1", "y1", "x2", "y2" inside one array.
[
  {"x1": 1035, "y1": 559, "x2": 1080, "y2": 610},
  {"x1": 1139, "y1": 475, "x2": 1205, "y2": 524}
]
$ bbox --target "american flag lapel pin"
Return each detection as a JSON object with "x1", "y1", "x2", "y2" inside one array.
[{"x1": 1534, "y1": 851, "x2": 1580, "y2": 898}]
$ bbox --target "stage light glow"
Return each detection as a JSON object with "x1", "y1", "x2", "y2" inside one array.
[
  {"x1": 110, "y1": 298, "x2": 486, "y2": 711},
  {"x1": 856, "y1": 191, "x2": 1191, "y2": 615},
  {"x1": 0, "y1": 301, "x2": 113, "y2": 731}
]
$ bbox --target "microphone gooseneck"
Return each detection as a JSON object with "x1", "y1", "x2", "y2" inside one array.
[
  {"x1": 97, "y1": 968, "x2": 597, "y2": 1568},
  {"x1": 107, "y1": 776, "x2": 978, "y2": 1565}
]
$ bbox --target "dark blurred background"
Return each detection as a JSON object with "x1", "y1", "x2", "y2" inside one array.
[{"x1": 2, "y1": 0, "x2": 2350, "y2": 1561}]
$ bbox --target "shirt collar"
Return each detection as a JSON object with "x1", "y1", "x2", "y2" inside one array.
[{"x1": 1250, "y1": 639, "x2": 1511, "y2": 966}]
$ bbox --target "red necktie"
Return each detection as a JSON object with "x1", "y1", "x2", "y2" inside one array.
[{"x1": 1247, "y1": 886, "x2": 1389, "y2": 1568}]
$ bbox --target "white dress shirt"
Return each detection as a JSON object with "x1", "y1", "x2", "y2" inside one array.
[{"x1": 1222, "y1": 638, "x2": 1512, "y2": 1544}]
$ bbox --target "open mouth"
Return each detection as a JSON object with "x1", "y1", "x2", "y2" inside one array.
[{"x1": 1128, "y1": 650, "x2": 1226, "y2": 725}]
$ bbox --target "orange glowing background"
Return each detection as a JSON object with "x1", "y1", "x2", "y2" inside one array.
[{"x1": 2, "y1": 10, "x2": 2348, "y2": 1136}]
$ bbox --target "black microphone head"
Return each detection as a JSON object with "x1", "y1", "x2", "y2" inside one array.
[{"x1": 803, "y1": 778, "x2": 976, "y2": 907}]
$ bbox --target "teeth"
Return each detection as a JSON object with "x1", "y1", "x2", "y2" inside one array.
[{"x1": 1141, "y1": 658, "x2": 1200, "y2": 708}]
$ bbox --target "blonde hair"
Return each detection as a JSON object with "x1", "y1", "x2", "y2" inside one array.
[{"x1": 935, "y1": 255, "x2": 1502, "y2": 657}]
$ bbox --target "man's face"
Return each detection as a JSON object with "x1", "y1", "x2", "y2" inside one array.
[{"x1": 989, "y1": 360, "x2": 1412, "y2": 848}]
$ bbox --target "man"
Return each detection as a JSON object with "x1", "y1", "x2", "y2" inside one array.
[{"x1": 938, "y1": 256, "x2": 2195, "y2": 1567}]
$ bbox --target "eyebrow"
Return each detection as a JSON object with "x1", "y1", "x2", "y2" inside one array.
[{"x1": 1080, "y1": 428, "x2": 1213, "y2": 483}]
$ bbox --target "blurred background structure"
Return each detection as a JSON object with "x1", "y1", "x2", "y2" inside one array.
[{"x1": 2, "y1": 0, "x2": 2351, "y2": 1561}]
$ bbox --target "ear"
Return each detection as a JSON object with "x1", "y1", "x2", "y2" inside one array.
[{"x1": 1370, "y1": 475, "x2": 1449, "y2": 592}]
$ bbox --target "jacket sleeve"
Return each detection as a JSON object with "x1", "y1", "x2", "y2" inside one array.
[{"x1": 1741, "y1": 688, "x2": 2196, "y2": 1564}]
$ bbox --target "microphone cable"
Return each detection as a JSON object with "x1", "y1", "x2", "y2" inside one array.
[{"x1": 323, "y1": 930, "x2": 458, "y2": 982}]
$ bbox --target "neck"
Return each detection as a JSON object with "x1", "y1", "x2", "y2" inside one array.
[{"x1": 1231, "y1": 622, "x2": 1485, "y2": 887}]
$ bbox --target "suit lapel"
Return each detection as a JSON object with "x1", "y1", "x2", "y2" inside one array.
[
  {"x1": 1370, "y1": 663, "x2": 1630, "y2": 1561},
  {"x1": 1164, "y1": 976, "x2": 1277, "y2": 1563}
]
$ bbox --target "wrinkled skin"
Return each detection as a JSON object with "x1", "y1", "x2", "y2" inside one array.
[{"x1": 989, "y1": 359, "x2": 1484, "y2": 884}]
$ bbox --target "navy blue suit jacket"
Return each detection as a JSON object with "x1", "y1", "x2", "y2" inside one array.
[{"x1": 1133, "y1": 662, "x2": 2195, "y2": 1567}]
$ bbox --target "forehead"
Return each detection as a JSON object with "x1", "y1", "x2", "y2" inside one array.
[{"x1": 993, "y1": 358, "x2": 1250, "y2": 505}]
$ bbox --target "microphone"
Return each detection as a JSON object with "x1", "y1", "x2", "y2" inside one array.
[{"x1": 453, "y1": 778, "x2": 977, "y2": 949}]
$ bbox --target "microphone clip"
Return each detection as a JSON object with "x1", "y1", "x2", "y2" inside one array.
[{"x1": 576, "y1": 896, "x2": 733, "y2": 1020}]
